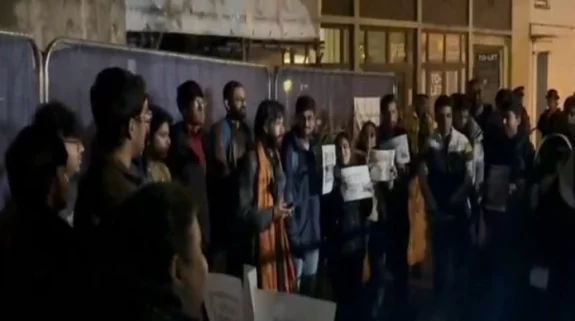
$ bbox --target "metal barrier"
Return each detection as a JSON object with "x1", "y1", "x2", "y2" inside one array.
[
  {"x1": 0, "y1": 30, "x2": 43, "y2": 208},
  {"x1": 44, "y1": 38, "x2": 272, "y2": 127},
  {"x1": 274, "y1": 66, "x2": 396, "y2": 133}
]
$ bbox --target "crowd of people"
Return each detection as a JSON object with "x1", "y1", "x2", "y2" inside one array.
[{"x1": 0, "y1": 66, "x2": 574, "y2": 321}]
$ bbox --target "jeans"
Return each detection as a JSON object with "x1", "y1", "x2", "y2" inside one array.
[{"x1": 294, "y1": 248, "x2": 320, "y2": 296}]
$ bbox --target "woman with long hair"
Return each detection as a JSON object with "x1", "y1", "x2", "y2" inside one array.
[
  {"x1": 324, "y1": 132, "x2": 372, "y2": 321},
  {"x1": 146, "y1": 105, "x2": 173, "y2": 182},
  {"x1": 237, "y1": 99, "x2": 297, "y2": 291}
]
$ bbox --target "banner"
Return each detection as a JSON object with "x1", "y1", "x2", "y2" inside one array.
[{"x1": 125, "y1": 0, "x2": 319, "y2": 40}]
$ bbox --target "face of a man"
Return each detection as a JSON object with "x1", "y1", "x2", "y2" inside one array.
[
  {"x1": 436, "y1": 105, "x2": 453, "y2": 136},
  {"x1": 188, "y1": 97, "x2": 206, "y2": 126},
  {"x1": 63, "y1": 137, "x2": 84, "y2": 176},
  {"x1": 503, "y1": 110, "x2": 520, "y2": 137},
  {"x1": 454, "y1": 109, "x2": 470, "y2": 131},
  {"x1": 131, "y1": 99, "x2": 151, "y2": 156},
  {"x1": 297, "y1": 110, "x2": 316, "y2": 137},
  {"x1": 381, "y1": 102, "x2": 399, "y2": 128},
  {"x1": 227, "y1": 86, "x2": 247, "y2": 120}
]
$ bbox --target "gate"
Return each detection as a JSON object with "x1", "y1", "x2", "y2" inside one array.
[
  {"x1": 0, "y1": 31, "x2": 43, "y2": 207},
  {"x1": 44, "y1": 38, "x2": 272, "y2": 127},
  {"x1": 274, "y1": 67, "x2": 396, "y2": 134}
]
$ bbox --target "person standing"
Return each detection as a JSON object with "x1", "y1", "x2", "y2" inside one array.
[
  {"x1": 75, "y1": 67, "x2": 150, "y2": 235},
  {"x1": 419, "y1": 95, "x2": 474, "y2": 320},
  {"x1": 0, "y1": 126, "x2": 78, "y2": 319},
  {"x1": 537, "y1": 89, "x2": 561, "y2": 138},
  {"x1": 206, "y1": 80, "x2": 253, "y2": 275},
  {"x1": 237, "y1": 99, "x2": 296, "y2": 291},
  {"x1": 146, "y1": 105, "x2": 173, "y2": 182},
  {"x1": 282, "y1": 95, "x2": 321, "y2": 296},
  {"x1": 167, "y1": 80, "x2": 210, "y2": 253}
]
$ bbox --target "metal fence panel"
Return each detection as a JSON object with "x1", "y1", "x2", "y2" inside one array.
[
  {"x1": 0, "y1": 31, "x2": 42, "y2": 208},
  {"x1": 274, "y1": 67, "x2": 395, "y2": 133},
  {"x1": 45, "y1": 39, "x2": 271, "y2": 128}
]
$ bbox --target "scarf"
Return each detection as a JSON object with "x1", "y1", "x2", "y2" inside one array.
[{"x1": 255, "y1": 142, "x2": 296, "y2": 292}]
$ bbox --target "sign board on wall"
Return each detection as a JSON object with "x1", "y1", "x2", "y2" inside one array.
[
  {"x1": 125, "y1": 0, "x2": 319, "y2": 40},
  {"x1": 473, "y1": 45, "x2": 502, "y2": 105}
]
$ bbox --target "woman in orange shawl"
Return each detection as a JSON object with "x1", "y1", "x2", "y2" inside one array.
[
  {"x1": 238, "y1": 99, "x2": 297, "y2": 292},
  {"x1": 404, "y1": 94, "x2": 434, "y2": 268}
]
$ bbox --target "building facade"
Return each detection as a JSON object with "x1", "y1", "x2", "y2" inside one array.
[
  {"x1": 286, "y1": 0, "x2": 512, "y2": 110},
  {"x1": 512, "y1": 0, "x2": 575, "y2": 132}
]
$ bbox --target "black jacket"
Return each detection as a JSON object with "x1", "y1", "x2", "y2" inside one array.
[
  {"x1": 0, "y1": 204, "x2": 80, "y2": 319},
  {"x1": 323, "y1": 168, "x2": 372, "y2": 257},
  {"x1": 166, "y1": 122, "x2": 210, "y2": 248}
]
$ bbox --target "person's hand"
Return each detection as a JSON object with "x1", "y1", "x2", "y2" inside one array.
[
  {"x1": 273, "y1": 203, "x2": 293, "y2": 220},
  {"x1": 509, "y1": 183, "x2": 518, "y2": 195},
  {"x1": 397, "y1": 163, "x2": 407, "y2": 174}
]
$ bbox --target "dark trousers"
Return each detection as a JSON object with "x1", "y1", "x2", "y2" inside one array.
[
  {"x1": 430, "y1": 214, "x2": 471, "y2": 318},
  {"x1": 366, "y1": 218, "x2": 410, "y2": 321},
  {"x1": 329, "y1": 250, "x2": 366, "y2": 321}
]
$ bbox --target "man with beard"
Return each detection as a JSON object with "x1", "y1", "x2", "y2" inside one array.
[
  {"x1": 167, "y1": 80, "x2": 210, "y2": 255},
  {"x1": 467, "y1": 78, "x2": 495, "y2": 133},
  {"x1": 206, "y1": 80, "x2": 252, "y2": 275},
  {"x1": 281, "y1": 95, "x2": 321, "y2": 296},
  {"x1": 237, "y1": 99, "x2": 296, "y2": 291}
]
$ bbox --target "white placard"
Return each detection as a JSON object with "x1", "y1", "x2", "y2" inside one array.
[
  {"x1": 340, "y1": 165, "x2": 373, "y2": 202},
  {"x1": 484, "y1": 165, "x2": 510, "y2": 212},
  {"x1": 353, "y1": 97, "x2": 380, "y2": 130},
  {"x1": 322, "y1": 145, "x2": 336, "y2": 194},
  {"x1": 381, "y1": 134, "x2": 410, "y2": 164},
  {"x1": 529, "y1": 266, "x2": 549, "y2": 290},
  {"x1": 204, "y1": 273, "x2": 244, "y2": 321},
  {"x1": 368, "y1": 149, "x2": 395, "y2": 182},
  {"x1": 125, "y1": 0, "x2": 319, "y2": 40},
  {"x1": 243, "y1": 265, "x2": 258, "y2": 321},
  {"x1": 253, "y1": 290, "x2": 336, "y2": 321}
]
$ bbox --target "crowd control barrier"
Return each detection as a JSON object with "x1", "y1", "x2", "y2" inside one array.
[
  {"x1": 0, "y1": 31, "x2": 43, "y2": 208},
  {"x1": 44, "y1": 38, "x2": 272, "y2": 127},
  {"x1": 274, "y1": 67, "x2": 396, "y2": 133}
]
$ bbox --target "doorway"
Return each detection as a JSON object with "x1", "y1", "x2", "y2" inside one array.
[{"x1": 535, "y1": 52, "x2": 549, "y2": 144}]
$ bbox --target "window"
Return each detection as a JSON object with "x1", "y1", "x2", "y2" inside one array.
[
  {"x1": 321, "y1": 27, "x2": 351, "y2": 64},
  {"x1": 445, "y1": 34, "x2": 461, "y2": 62},
  {"x1": 365, "y1": 30, "x2": 387, "y2": 63},
  {"x1": 388, "y1": 32, "x2": 407, "y2": 63},
  {"x1": 428, "y1": 33, "x2": 445, "y2": 62},
  {"x1": 421, "y1": 33, "x2": 427, "y2": 63}
]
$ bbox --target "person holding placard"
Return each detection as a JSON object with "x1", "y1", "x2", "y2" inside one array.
[
  {"x1": 419, "y1": 95, "x2": 474, "y2": 320},
  {"x1": 323, "y1": 132, "x2": 372, "y2": 321},
  {"x1": 237, "y1": 100, "x2": 297, "y2": 292},
  {"x1": 476, "y1": 97, "x2": 535, "y2": 321},
  {"x1": 367, "y1": 94, "x2": 411, "y2": 321}
]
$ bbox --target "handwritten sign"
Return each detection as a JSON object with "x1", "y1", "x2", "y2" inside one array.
[
  {"x1": 340, "y1": 165, "x2": 373, "y2": 201},
  {"x1": 204, "y1": 273, "x2": 244, "y2": 321},
  {"x1": 381, "y1": 134, "x2": 411, "y2": 164},
  {"x1": 322, "y1": 145, "x2": 336, "y2": 194},
  {"x1": 368, "y1": 149, "x2": 395, "y2": 182}
]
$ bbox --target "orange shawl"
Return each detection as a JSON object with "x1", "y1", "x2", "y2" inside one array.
[{"x1": 255, "y1": 142, "x2": 297, "y2": 292}]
